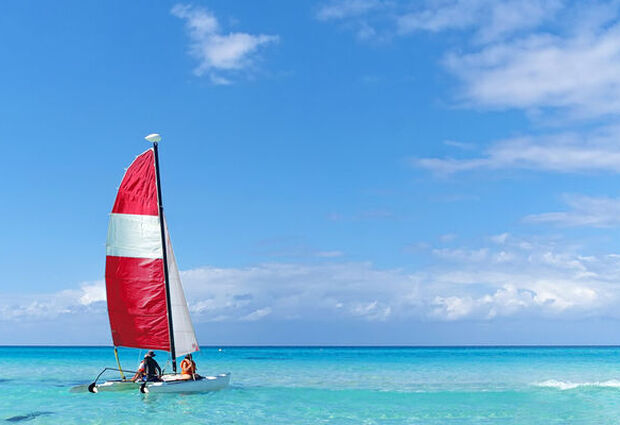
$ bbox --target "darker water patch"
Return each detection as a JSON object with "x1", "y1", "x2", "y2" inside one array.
[
  {"x1": 67, "y1": 381, "x2": 89, "y2": 386},
  {"x1": 54, "y1": 382, "x2": 79, "y2": 387},
  {"x1": 0, "y1": 379, "x2": 11, "y2": 384},
  {"x1": 5, "y1": 412, "x2": 53, "y2": 422},
  {"x1": 52, "y1": 380, "x2": 90, "y2": 388}
]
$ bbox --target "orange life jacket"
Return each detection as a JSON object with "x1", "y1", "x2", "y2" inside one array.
[{"x1": 180, "y1": 359, "x2": 196, "y2": 375}]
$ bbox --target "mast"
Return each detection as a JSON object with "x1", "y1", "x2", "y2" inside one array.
[{"x1": 151, "y1": 138, "x2": 177, "y2": 373}]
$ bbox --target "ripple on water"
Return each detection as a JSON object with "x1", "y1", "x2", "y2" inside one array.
[{"x1": 5, "y1": 411, "x2": 54, "y2": 422}]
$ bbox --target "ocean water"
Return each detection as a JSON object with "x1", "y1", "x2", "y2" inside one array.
[{"x1": 1, "y1": 346, "x2": 620, "y2": 424}]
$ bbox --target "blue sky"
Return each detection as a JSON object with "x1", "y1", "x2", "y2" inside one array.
[{"x1": 4, "y1": 0, "x2": 620, "y2": 345}]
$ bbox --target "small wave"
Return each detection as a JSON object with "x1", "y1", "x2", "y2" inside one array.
[{"x1": 534, "y1": 379, "x2": 620, "y2": 390}]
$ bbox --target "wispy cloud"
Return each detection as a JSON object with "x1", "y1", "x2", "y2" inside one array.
[
  {"x1": 490, "y1": 233, "x2": 510, "y2": 244},
  {"x1": 0, "y1": 280, "x2": 105, "y2": 321},
  {"x1": 414, "y1": 127, "x2": 620, "y2": 174},
  {"x1": 393, "y1": 1, "x2": 620, "y2": 121},
  {"x1": 439, "y1": 233, "x2": 458, "y2": 242},
  {"x1": 180, "y1": 262, "x2": 417, "y2": 323},
  {"x1": 317, "y1": 0, "x2": 386, "y2": 21},
  {"x1": 171, "y1": 4, "x2": 279, "y2": 84},
  {"x1": 317, "y1": 0, "x2": 563, "y2": 43},
  {"x1": 316, "y1": 250, "x2": 345, "y2": 258},
  {"x1": 393, "y1": 1, "x2": 620, "y2": 118},
  {"x1": 316, "y1": 0, "x2": 393, "y2": 40},
  {"x1": 318, "y1": 1, "x2": 620, "y2": 120},
  {"x1": 6, "y1": 234, "x2": 620, "y2": 325},
  {"x1": 446, "y1": 24, "x2": 620, "y2": 116},
  {"x1": 432, "y1": 247, "x2": 489, "y2": 262},
  {"x1": 525, "y1": 194, "x2": 620, "y2": 227},
  {"x1": 398, "y1": 0, "x2": 562, "y2": 43},
  {"x1": 443, "y1": 140, "x2": 476, "y2": 150},
  {"x1": 240, "y1": 307, "x2": 272, "y2": 321},
  {"x1": 152, "y1": 240, "x2": 620, "y2": 321}
]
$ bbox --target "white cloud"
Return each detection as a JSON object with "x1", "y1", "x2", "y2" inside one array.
[
  {"x1": 349, "y1": 301, "x2": 392, "y2": 321},
  {"x1": 322, "y1": 1, "x2": 620, "y2": 116},
  {"x1": 391, "y1": 3, "x2": 620, "y2": 180},
  {"x1": 316, "y1": 0, "x2": 393, "y2": 40},
  {"x1": 0, "y1": 281, "x2": 106, "y2": 321},
  {"x1": 318, "y1": 0, "x2": 563, "y2": 43},
  {"x1": 240, "y1": 307, "x2": 272, "y2": 321},
  {"x1": 444, "y1": 140, "x2": 476, "y2": 150},
  {"x1": 490, "y1": 233, "x2": 510, "y2": 244},
  {"x1": 397, "y1": 0, "x2": 563, "y2": 43},
  {"x1": 171, "y1": 4, "x2": 279, "y2": 84},
  {"x1": 525, "y1": 194, "x2": 620, "y2": 227},
  {"x1": 446, "y1": 24, "x2": 620, "y2": 115},
  {"x1": 161, "y1": 238, "x2": 620, "y2": 322},
  {"x1": 429, "y1": 278, "x2": 598, "y2": 321},
  {"x1": 392, "y1": 2, "x2": 620, "y2": 118},
  {"x1": 431, "y1": 295, "x2": 476, "y2": 320},
  {"x1": 77, "y1": 281, "x2": 106, "y2": 305},
  {"x1": 432, "y1": 247, "x2": 489, "y2": 262},
  {"x1": 5, "y1": 235, "x2": 620, "y2": 324},
  {"x1": 317, "y1": 0, "x2": 386, "y2": 21},
  {"x1": 316, "y1": 250, "x2": 345, "y2": 258},
  {"x1": 414, "y1": 127, "x2": 620, "y2": 174},
  {"x1": 318, "y1": 1, "x2": 620, "y2": 119},
  {"x1": 439, "y1": 233, "x2": 457, "y2": 242},
  {"x1": 179, "y1": 262, "x2": 418, "y2": 323}
]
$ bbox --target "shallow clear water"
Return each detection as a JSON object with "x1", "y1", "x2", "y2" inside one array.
[{"x1": 2, "y1": 346, "x2": 620, "y2": 424}]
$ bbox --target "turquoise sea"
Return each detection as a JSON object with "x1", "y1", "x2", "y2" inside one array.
[{"x1": 2, "y1": 346, "x2": 620, "y2": 424}]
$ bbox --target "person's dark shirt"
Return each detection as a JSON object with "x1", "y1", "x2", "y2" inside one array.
[{"x1": 143, "y1": 357, "x2": 161, "y2": 377}]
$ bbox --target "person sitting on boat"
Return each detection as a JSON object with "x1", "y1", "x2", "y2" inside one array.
[
  {"x1": 180, "y1": 353, "x2": 200, "y2": 380},
  {"x1": 131, "y1": 350, "x2": 162, "y2": 382}
]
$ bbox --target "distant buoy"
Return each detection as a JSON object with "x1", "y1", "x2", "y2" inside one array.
[{"x1": 218, "y1": 348, "x2": 222, "y2": 352}]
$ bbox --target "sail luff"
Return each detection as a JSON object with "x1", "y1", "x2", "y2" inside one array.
[{"x1": 152, "y1": 142, "x2": 177, "y2": 373}]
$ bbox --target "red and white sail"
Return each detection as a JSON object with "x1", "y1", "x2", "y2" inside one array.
[{"x1": 105, "y1": 149, "x2": 199, "y2": 356}]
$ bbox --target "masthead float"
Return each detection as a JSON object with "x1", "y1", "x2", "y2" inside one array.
[{"x1": 87, "y1": 133, "x2": 230, "y2": 393}]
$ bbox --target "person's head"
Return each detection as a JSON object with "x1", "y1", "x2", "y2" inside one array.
[
  {"x1": 184, "y1": 354, "x2": 192, "y2": 360},
  {"x1": 145, "y1": 350, "x2": 156, "y2": 358}
]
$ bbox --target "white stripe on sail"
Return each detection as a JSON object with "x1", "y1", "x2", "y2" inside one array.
[
  {"x1": 164, "y1": 218, "x2": 199, "y2": 356},
  {"x1": 106, "y1": 213, "x2": 163, "y2": 259}
]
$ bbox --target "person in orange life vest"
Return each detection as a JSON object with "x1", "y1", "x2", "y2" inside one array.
[
  {"x1": 180, "y1": 353, "x2": 199, "y2": 380},
  {"x1": 131, "y1": 350, "x2": 162, "y2": 382}
]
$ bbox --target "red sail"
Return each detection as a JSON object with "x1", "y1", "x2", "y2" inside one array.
[{"x1": 105, "y1": 149, "x2": 170, "y2": 351}]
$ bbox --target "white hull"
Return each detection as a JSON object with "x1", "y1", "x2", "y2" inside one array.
[
  {"x1": 91, "y1": 373, "x2": 230, "y2": 394},
  {"x1": 143, "y1": 373, "x2": 231, "y2": 393},
  {"x1": 93, "y1": 380, "x2": 139, "y2": 392}
]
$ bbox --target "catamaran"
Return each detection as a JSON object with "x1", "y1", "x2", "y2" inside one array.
[{"x1": 88, "y1": 133, "x2": 230, "y2": 393}]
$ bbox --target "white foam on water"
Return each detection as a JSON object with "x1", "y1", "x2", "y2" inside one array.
[{"x1": 534, "y1": 379, "x2": 620, "y2": 390}]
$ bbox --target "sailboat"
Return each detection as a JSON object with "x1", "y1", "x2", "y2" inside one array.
[{"x1": 88, "y1": 133, "x2": 230, "y2": 393}]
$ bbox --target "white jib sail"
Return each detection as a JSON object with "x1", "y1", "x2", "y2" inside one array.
[{"x1": 164, "y1": 218, "x2": 200, "y2": 357}]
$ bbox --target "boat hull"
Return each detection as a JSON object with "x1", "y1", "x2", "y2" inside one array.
[
  {"x1": 94, "y1": 380, "x2": 139, "y2": 392},
  {"x1": 143, "y1": 373, "x2": 231, "y2": 393}
]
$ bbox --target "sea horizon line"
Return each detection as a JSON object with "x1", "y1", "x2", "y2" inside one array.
[{"x1": 3, "y1": 344, "x2": 620, "y2": 348}]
